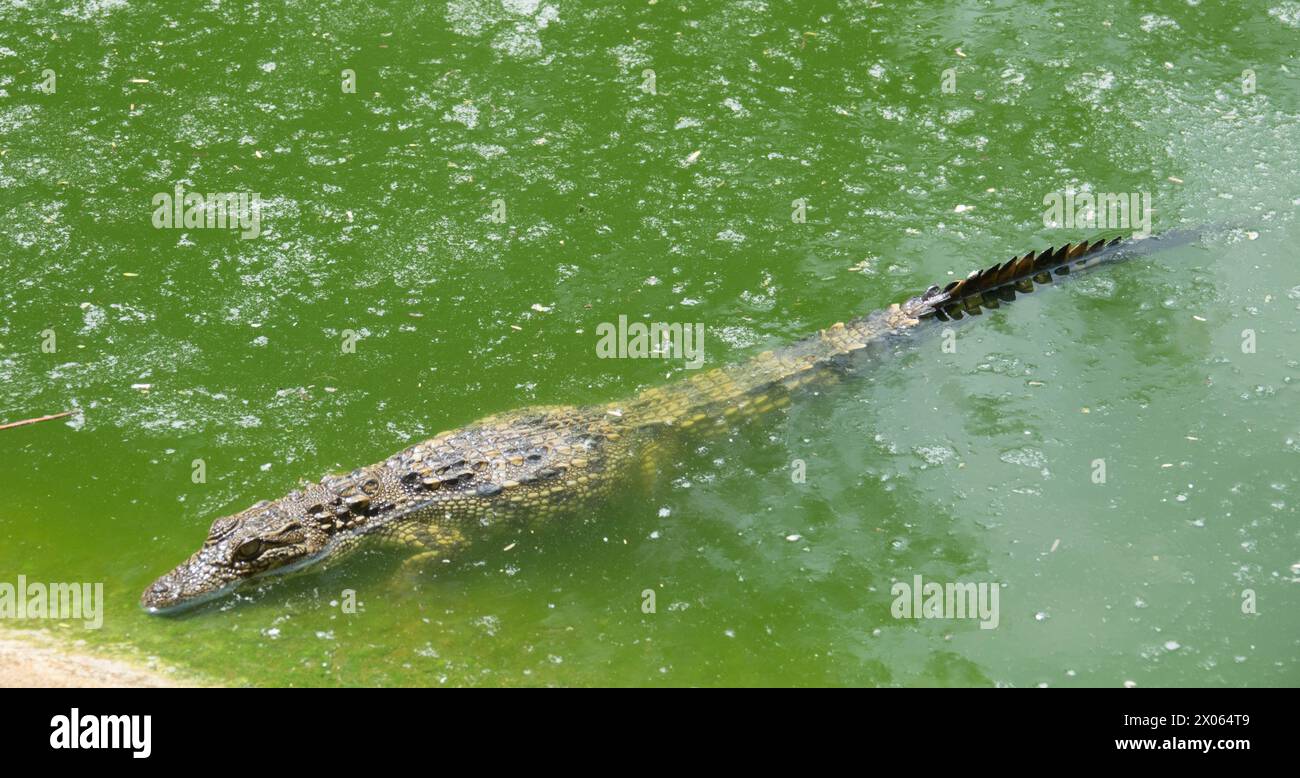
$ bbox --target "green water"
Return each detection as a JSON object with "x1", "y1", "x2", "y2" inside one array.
[{"x1": 2, "y1": 0, "x2": 1298, "y2": 686}]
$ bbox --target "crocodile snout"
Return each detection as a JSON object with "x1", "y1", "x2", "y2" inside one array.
[
  {"x1": 140, "y1": 561, "x2": 237, "y2": 615},
  {"x1": 140, "y1": 571, "x2": 186, "y2": 614}
]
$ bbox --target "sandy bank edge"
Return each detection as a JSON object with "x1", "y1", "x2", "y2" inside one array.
[{"x1": 0, "y1": 626, "x2": 215, "y2": 688}]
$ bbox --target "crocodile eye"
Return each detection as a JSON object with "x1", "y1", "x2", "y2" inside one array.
[{"x1": 234, "y1": 539, "x2": 264, "y2": 561}]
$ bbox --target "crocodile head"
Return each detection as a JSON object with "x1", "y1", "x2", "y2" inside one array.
[
  {"x1": 142, "y1": 408, "x2": 610, "y2": 613},
  {"x1": 141, "y1": 470, "x2": 389, "y2": 614}
]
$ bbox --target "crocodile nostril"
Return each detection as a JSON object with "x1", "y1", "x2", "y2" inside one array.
[
  {"x1": 141, "y1": 576, "x2": 185, "y2": 613},
  {"x1": 147, "y1": 578, "x2": 178, "y2": 598}
]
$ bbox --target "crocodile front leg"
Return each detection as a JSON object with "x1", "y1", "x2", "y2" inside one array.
[{"x1": 386, "y1": 520, "x2": 470, "y2": 577}]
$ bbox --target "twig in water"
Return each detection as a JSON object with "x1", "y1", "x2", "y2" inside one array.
[{"x1": 0, "y1": 411, "x2": 75, "y2": 431}]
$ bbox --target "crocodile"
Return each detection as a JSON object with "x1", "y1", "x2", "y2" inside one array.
[{"x1": 141, "y1": 231, "x2": 1199, "y2": 613}]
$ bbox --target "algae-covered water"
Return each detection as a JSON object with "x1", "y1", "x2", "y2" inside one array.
[{"x1": 1, "y1": 0, "x2": 1297, "y2": 686}]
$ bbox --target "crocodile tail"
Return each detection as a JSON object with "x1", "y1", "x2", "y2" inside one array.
[
  {"x1": 915, "y1": 235, "x2": 1127, "y2": 322},
  {"x1": 626, "y1": 230, "x2": 1207, "y2": 432}
]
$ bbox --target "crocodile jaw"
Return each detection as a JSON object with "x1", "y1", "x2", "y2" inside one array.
[
  {"x1": 140, "y1": 543, "x2": 336, "y2": 614},
  {"x1": 140, "y1": 574, "x2": 240, "y2": 615}
]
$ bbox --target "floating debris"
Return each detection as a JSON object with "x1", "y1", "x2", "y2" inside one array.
[{"x1": 0, "y1": 410, "x2": 75, "y2": 431}]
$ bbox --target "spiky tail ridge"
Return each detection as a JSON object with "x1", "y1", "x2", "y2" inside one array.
[{"x1": 916, "y1": 235, "x2": 1129, "y2": 321}]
